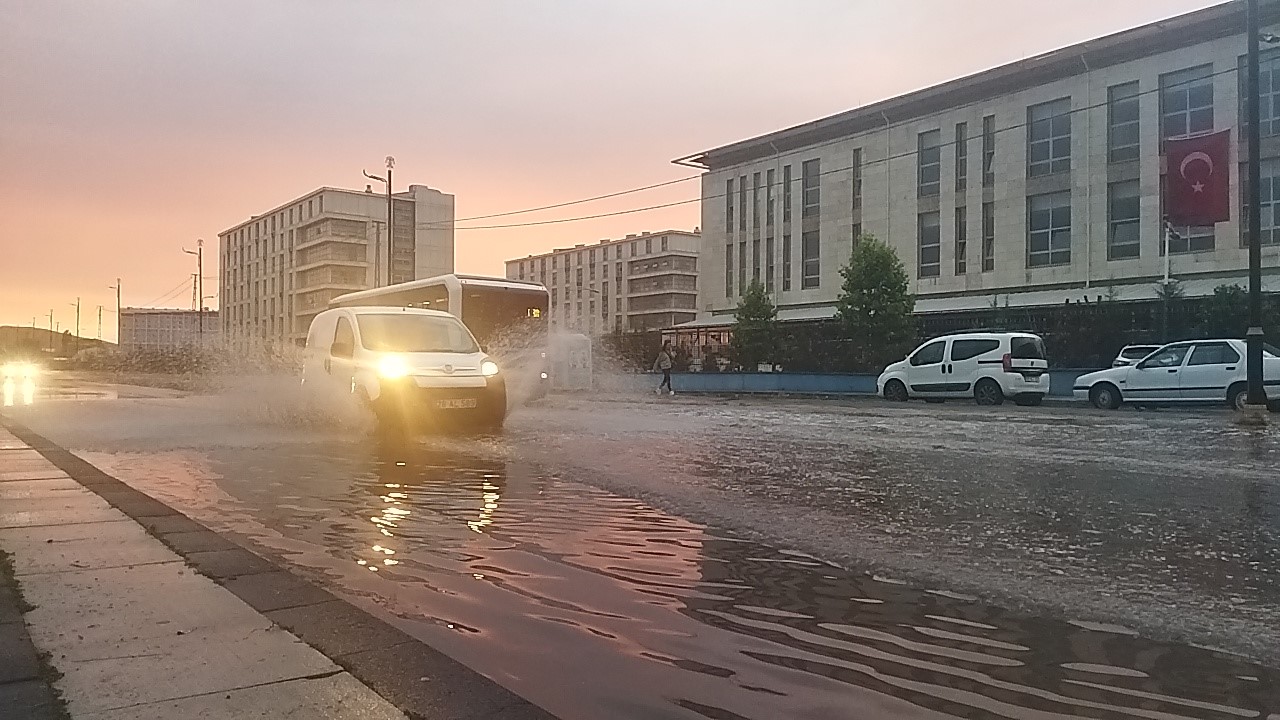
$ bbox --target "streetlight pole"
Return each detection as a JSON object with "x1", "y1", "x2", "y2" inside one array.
[
  {"x1": 1246, "y1": 0, "x2": 1268, "y2": 413},
  {"x1": 363, "y1": 156, "x2": 395, "y2": 286},
  {"x1": 108, "y1": 279, "x2": 121, "y2": 345},
  {"x1": 71, "y1": 298, "x2": 80, "y2": 354},
  {"x1": 97, "y1": 306, "x2": 103, "y2": 340}
]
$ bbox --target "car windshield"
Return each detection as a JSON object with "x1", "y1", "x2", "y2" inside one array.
[{"x1": 357, "y1": 314, "x2": 478, "y2": 354}]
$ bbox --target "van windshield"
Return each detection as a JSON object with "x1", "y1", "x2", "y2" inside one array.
[
  {"x1": 1010, "y1": 336, "x2": 1046, "y2": 360},
  {"x1": 357, "y1": 314, "x2": 479, "y2": 354}
]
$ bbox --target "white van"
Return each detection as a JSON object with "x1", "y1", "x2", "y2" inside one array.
[
  {"x1": 877, "y1": 331, "x2": 1050, "y2": 406},
  {"x1": 301, "y1": 306, "x2": 506, "y2": 430}
]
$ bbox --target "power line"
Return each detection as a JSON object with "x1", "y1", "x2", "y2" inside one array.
[
  {"x1": 450, "y1": 65, "x2": 1243, "y2": 231},
  {"x1": 137, "y1": 278, "x2": 192, "y2": 308},
  {"x1": 453, "y1": 175, "x2": 699, "y2": 224}
]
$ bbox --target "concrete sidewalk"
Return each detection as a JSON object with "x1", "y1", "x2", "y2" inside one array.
[
  {"x1": 0, "y1": 428, "x2": 406, "y2": 719},
  {"x1": 0, "y1": 420, "x2": 559, "y2": 719}
]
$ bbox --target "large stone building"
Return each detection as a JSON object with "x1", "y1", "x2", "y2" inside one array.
[
  {"x1": 218, "y1": 184, "x2": 454, "y2": 345},
  {"x1": 676, "y1": 0, "x2": 1280, "y2": 331},
  {"x1": 118, "y1": 308, "x2": 220, "y2": 351},
  {"x1": 505, "y1": 230, "x2": 700, "y2": 334}
]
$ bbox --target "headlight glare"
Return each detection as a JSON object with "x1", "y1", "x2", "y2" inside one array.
[
  {"x1": 377, "y1": 355, "x2": 411, "y2": 379},
  {"x1": 481, "y1": 360, "x2": 500, "y2": 377}
]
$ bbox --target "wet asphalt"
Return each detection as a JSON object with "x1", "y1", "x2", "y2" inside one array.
[{"x1": 4, "y1": 373, "x2": 1280, "y2": 719}]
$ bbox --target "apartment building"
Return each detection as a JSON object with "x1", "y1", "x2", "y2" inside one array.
[
  {"x1": 505, "y1": 230, "x2": 700, "y2": 334},
  {"x1": 118, "y1": 308, "x2": 220, "y2": 351},
  {"x1": 218, "y1": 184, "x2": 454, "y2": 345},
  {"x1": 677, "y1": 0, "x2": 1280, "y2": 329}
]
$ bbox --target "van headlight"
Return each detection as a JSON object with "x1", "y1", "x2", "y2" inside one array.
[
  {"x1": 481, "y1": 360, "x2": 500, "y2": 377},
  {"x1": 377, "y1": 355, "x2": 411, "y2": 379}
]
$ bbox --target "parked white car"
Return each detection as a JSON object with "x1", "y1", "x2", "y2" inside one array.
[
  {"x1": 1111, "y1": 344, "x2": 1162, "y2": 368},
  {"x1": 1073, "y1": 339, "x2": 1280, "y2": 410},
  {"x1": 877, "y1": 332, "x2": 1051, "y2": 406},
  {"x1": 301, "y1": 306, "x2": 507, "y2": 430}
]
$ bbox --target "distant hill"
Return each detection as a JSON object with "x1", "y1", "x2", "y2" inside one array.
[{"x1": 0, "y1": 325, "x2": 113, "y2": 358}]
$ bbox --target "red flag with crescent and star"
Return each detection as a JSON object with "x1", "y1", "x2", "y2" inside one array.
[{"x1": 1165, "y1": 129, "x2": 1231, "y2": 225}]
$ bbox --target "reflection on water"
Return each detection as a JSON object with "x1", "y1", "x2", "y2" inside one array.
[
  {"x1": 2, "y1": 378, "x2": 36, "y2": 407},
  {"x1": 219, "y1": 436, "x2": 1278, "y2": 720}
]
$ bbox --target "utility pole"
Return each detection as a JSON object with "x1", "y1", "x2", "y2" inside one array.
[
  {"x1": 183, "y1": 240, "x2": 204, "y2": 344},
  {"x1": 47, "y1": 310, "x2": 53, "y2": 353},
  {"x1": 72, "y1": 297, "x2": 81, "y2": 355},
  {"x1": 1245, "y1": 0, "x2": 1268, "y2": 416},
  {"x1": 97, "y1": 305, "x2": 103, "y2": 340}
]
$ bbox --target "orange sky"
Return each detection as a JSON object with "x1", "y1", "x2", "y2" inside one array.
[{"x1": 0, "y1": 0, "x2": 1223, "y2": 342}]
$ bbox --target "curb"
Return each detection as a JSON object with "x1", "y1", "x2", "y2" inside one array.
[{"x1": 0, "y1": 417, "x2": 557, "y2": 720}]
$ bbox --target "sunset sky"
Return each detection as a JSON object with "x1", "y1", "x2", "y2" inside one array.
[{"x1": 1, "y1": 0, "x2": 1224, "y2": 342}]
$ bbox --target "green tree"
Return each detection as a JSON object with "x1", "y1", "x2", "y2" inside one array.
[
  {"x1": 1200, "y1": 283, "x2": 1248, "y2": 339},
  {"x1": 730, "y1": 279, "x2": 779, "y2": 371},
  {"x1": 1153, "y1": 279, "x2": 1188, "y2": 342},
  {"x1": 835, "y1": 235, "x2": 915, "y2": 370}
]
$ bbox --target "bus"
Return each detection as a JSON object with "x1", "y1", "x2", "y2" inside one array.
[{"x1": 329, "y1": 274, "x2": 551, "y2": 396}]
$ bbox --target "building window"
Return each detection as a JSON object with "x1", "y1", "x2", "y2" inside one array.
[
  {"x1": 800, "y1": 230, "x2": 820, "y2": 288},
  {"x1": 725, "y1": 243, "x2": 734, "y2": 297},
  {"x1": 725, "y1": 178, "x2": 734, "y2": 232},
  {"x1": 851, "y1": 149, "x2": 863, "y2": 210},
  {"x1": 783, "y1": 165, "x2": 793, "y2": 222},
  {"x1": 739, "y1": 175, "x2": 748, "y2": 231},
  {"x1": 766, "y1": 168, "x2": 776, "y2": 226},
  {"x1": 751, "y1": 238, "x2": 761, "y2": 284},
  {"x1": 1108, "y1": 82, "x2": 1140, "y2": 163},
  {"x1": 918, "y1": 130, "x2": 942, "y2": 197},
  {"x1": 982, "y1": 115, "x2": 996, "y2": 187},
  {"x1": 1028, "y1": 97, "x2": 1071, "y2": 177},
  {"x1": 630, "y1": 242, "x2": 637, "y2": 257},
  {"x1": 1161, "y1": 65, "x2": 1213, "y2": 140},
  {"x1": 765, "y1": 236, "x2": 775, "y2": 292},
  {"x1": 661, "y1": 236, "x2": 668, "y2": 251},
  {"x1": 645, "y1": 237, "x2": 652, "y2": 254},
  {"x1": 782, "y1": 233, "x2": 792, "y2": 291},
  {"x1": 954, "y1": 123, "x2": 968, "y2": 192},
  {"x1": 1107, "y1": 181, "x2": 1141, "y2": 260},
  {"x1": 739, "y1": 240, "x2": 747, "y2": 293},
  {"x1": 1244, "y1": 158, "x2": 1280, "y2": 247},
  {"x1": 1241, "y1": 49, "x2": 1280, "y2": 138},
  {"x1": 918, "y1": 212, "x2": 941, "y2": 278},
  {"x1": 801, "y1": 159, "x2": 821, "y2": 217},
  {"x1": 1027, "y1": 192, "x2": 1072, "y2": 268},
  {"x1": 752, "y1": 172, "x2": 761, "y2": 228},
  {"x1": 307, "y1": 200, "x2": 314, "y2": 217},
  {"x1": 954, "y1": 206, "x2": 968, "y2": 275}
]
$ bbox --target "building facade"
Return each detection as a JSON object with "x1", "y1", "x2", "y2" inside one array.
[
  {"x1": 678, "y1": 1, "x2": 1280, "y2": 328},
  {"x1": 505, "y1": 230, "x2": 700, "y2": 334},
  {"x1": 119, "y1": 309, "x2": 220, "y2": 352},
  {"x1": 218, "y1": 184, "x2": 454, "y2": 345}
]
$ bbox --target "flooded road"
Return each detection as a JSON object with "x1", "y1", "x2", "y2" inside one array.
[{"x1": 6, "y1": 375, "x2": 1280, "y2": 718}]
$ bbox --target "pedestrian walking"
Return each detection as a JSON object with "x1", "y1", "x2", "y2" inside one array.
[{"x1": 653, "y1": 342, "x2": 675, "y2": 396}]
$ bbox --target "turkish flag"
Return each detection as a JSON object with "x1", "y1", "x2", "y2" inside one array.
[{"x1": 1165, "y1": 129, "x2": 1231, "y2": 225}]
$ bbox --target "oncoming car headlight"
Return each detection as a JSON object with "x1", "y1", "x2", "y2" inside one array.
[
  {"x1": 377, "y1": 355, "x2": 411, "y2": 380},
  {"x1": 481, "y1": 360, "x2": 500, "y2": 377},
  {"x1": 1, "y1": 362, "x2": 37, "y2": 379}
]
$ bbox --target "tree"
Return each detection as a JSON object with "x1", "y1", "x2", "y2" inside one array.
[
  {"x1": 730, "y1": 279, "x2": 779, "y2": 371},
  {"x1": 835, "y1": 235, "x2": 915, "y2": 370},
  {"x1": 1200, "y1": 283, "x2": 1248, "y2": 339},
  {"x1": 1153, "y1": 279, "x2": 1187, "y2": 342}
]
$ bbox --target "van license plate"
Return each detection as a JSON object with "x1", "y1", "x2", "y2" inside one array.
[{"x1": 436, "y1": 398, "x2": 477, "y2": 410}]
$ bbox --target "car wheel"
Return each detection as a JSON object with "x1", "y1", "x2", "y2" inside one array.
[
  {"x1": 1014, "y1": 394, "x2": 1044, "y2": 407},
  {"x1": 884, "y1": 380, "x2": 909, "y2": 402},
  {"x1": 1089, "y1": 383, "x2": 1122, "y2": 410},
  {"x1": 974, "y1": 378, "x2": 1004, "y2": 406},
  {"x1": 1227, "y1": 383, "x2": 1249, "y2": 411}
]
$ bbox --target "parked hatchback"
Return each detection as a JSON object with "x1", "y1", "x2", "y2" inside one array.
[
  {"x1": 1074, "y1": 339, "x2": 1280, "y2": 410},
  {"x1": 878, "y1": 332, "x2": 1050, "y2": 406},
  {"x1": 1111, "y1": 344, "x2": 1162, "y2": 368}
]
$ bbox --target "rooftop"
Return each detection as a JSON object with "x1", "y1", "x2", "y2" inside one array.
[{"x1": 675, "y1": 0, "x2": 1276, "y2": 170}]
